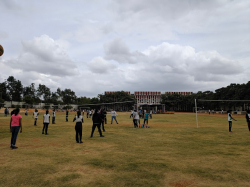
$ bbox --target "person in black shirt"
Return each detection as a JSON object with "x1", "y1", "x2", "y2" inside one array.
[
  {"x1": 66, "y1": 109, "x2": 69, "y2": 122},
  {"x1": 90, "y1": 109, "x2": 104, "y2": 137},
  {"x1": 246, "y1": 110, "x2": 250, "y2": 131},
  {"x1": 100, "y1": 109, "x2": 106, "y2": 132}
]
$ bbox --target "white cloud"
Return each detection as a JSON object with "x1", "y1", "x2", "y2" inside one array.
[
  {"x1": 3, "y1": 35, "x2": 78, "y2": 77},
  {"x1": 0, "y1": 0, "x2": 249, "y2": 97}
]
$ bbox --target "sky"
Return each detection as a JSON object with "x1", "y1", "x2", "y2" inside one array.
[{"x1": 0, "y1": 0, "x2": 249, "y2": 97}]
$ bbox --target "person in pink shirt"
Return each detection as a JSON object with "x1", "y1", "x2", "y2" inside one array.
[{"x1": 9, "y1": 108, "x2": 22, "y2": 149}]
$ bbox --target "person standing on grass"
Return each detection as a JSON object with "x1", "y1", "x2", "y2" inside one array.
[
  {"x1": 228, "y1": 110, "x2": 237, "y2": 132},
  {"x1": 25, "y1": 109, "x2": 28, "y2": 116},
  {"x1": 66, "y1": 109, "x2": 69, "y2": 122},
  {"x1": 42, "y1": 110, "x2": 50, "y2": 135},
  {"x1": 86, "y1": 110, "x2": 89, "y2": 118},
  {"x1": 73, "y1": 111, "x2": 84, "y2": 143},
  {"x1": 89, "y1": 109, "x2": 92, "y2": 118},
  {"x1": 91, "y1": 109, "x2": 104, "y2": 137},
  {"x1": 133, "y1": 110, "x2": 140, "y2": 128},
  {"x1": 150, "y1": 110, "x2": 152, "y2": 119},
  {"x1": 4, "y1": 108, "x2": 8, "y2": 117},
  {"x1": 144, "y1": 110, "x2": 149, "y2": 128},
  {"x1": 245, "y1": 110, "x2": 250, "y2": 131},
  {"x1": 130, "y1": 110, "x2": 133, "y2": 118},
  {"x1": 10, "y1": 108, "x2": 22, "y2": 149},
  {"x1": 103, "y1": 109, "x2": 107, "y2": 124},
  {"x1": 33, "y1": 109, "x2": 39, "y2": 126},
  {"x1": 111, "y1": 109, "x2": 118, "y2": 124},
  {"x1": 100, "y1": 109, "x2": 106, "y2": 132},
  {"x1": 52, "y1": 109, "x2": 56, "y2": 124}
]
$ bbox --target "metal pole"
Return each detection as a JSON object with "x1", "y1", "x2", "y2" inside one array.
[{"x1": 195, "y1": 99, "x2": 199, "y2": 128}]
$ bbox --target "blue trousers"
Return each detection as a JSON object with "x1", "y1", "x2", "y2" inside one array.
[
  {"x1": 11, "y1": 126, "x2": 20, "y2": 146},
  {"x1": 111, "y1": 116, "x2": 118, "y2": 124}
]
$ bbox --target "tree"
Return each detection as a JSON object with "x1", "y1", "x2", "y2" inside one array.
[
  {"x1": 61, "y1": 89, "x2": 77, "y2": 104},
  {"x1": 23, "y1": 95, "x2": 34, "y2": 105},
  {"x1": 37, "y1": 84, "x2": 51, "y2": 102},
  {"x1": 5, "y1": 76, "x2": 23, "y2": 102},
  {"x1": 0, "y1": 82, "x2": 10, "y2": 101}
]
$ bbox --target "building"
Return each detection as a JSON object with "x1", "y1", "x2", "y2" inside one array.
[
  {"x1": 104, "y1": 91, "x2": 193, "y2": 112},
  {"x1": 134, "y1": 91, "x2": 161, "y2": 104}
]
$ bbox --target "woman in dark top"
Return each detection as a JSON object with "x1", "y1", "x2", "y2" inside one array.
[
  {"x1": 73, "y1": 111, "x2": 84, "y2": 143},
  {"x1": 91, "y1": 109, "x2": 104, "y2": 137}
]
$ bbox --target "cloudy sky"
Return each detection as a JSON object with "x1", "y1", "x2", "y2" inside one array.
[{"x1": 0, "y1": 0, "x2": 249, "y2": 97}]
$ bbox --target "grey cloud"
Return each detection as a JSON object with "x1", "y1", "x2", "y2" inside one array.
[
  {"x1": 104, "y1": 37, "x2": 145, "y2": 64},
  {"x1": 87, "y1": 57, "x2": 116, "y2": 74}
]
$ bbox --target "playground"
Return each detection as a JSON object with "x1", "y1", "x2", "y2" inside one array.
[{"x1": 1, "y1": 111, "x2": 250, "y2": 187}]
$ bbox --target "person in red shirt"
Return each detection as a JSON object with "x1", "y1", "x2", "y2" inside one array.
[{"x1": 9, "y1": 108, "x2": 22, "y2": 149}]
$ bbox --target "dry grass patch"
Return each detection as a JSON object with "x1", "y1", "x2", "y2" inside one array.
[{"x1": 1, "y1": 112, "x2": 250, "y2": 186}]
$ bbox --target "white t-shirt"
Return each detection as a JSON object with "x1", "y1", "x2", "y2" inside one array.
[
  {"x1": 228, "y1": 113, "x2": 232, "y2": 121},
  {"x1": 34, "y1": 112, "x2": 39, "y2": 118},
  {"x1": 43, "y1": 114, "x2": 50, "y2": 123},
  {"x1": 111, "y1": 111, "x2": 117, "y2": 116},
  {"x1": 133, "y1": 111, "x2": 139, "y2": 120},
  {"x1": 150, "y1": 110, "x2": 152, "y2": 114},
  {"x1": 75, "y1": 115, "x2": 83, "y2": 122}
]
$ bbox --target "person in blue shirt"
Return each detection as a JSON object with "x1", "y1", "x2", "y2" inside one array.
[{"x1": 144, "y1": 110, "x2": 149, "y2": 128}]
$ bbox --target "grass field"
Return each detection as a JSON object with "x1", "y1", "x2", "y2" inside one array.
[{"x1": 1, "y1": 111, "x2": 250, "y2": 187}]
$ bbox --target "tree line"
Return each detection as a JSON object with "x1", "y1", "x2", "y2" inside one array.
[
  {"x1": 0, "y1": 76, "x2": 134, "y2": 109},
  {"x1": 1, "y1": 76, "x2": 250, "y2": 111},
  {"x1": 161, "y1": 82, "x2": 250, "y2": 111}
]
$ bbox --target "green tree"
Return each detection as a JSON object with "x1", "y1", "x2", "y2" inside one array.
[
  {"x1": 5, "y1": 76, "x2": 23, "y2": 102},
  {"x1": 37, "y1": 84, "x2": 51, "y2": 102}
]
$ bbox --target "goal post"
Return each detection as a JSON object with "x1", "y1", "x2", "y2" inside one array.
[{"x1": 195, "y1": 99, "x2": 199, "y2": 128}]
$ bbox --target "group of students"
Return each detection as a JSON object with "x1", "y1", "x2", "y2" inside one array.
[
  {"x1": 73, "y1": 109, "x2": 109, "y2": 143},
  {"x1": 131, "y1": 109, "x2": 150, "y2": 128},
  {"x1": 32, "y1": 109, "x2": 56, "y2": 127},
  {"x1": 227, "y1": 110, "x2": 250, "y2": 132},
  {"x1": 8, "y1": 108, "x2": 250, "y2": 149}
]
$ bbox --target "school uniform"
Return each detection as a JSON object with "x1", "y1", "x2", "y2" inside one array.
[
  {"x1": 43, "y1": 114, "x2": 50, "y2": 134},
  {"x1": 52, "y1": 111, "x2": 55, "y2": 124},
  {"x1": 73, "y1": 115, "x2": 83, "y2": 143},
  {"x1": 33, "y1": 112, "x2": 39, "y2": 126}
]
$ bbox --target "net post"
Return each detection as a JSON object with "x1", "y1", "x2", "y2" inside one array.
[{"x1": 195, "y1": 99, "x2": 199, "y2": 128}]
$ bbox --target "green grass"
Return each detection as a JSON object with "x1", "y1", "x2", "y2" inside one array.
[{"x1": 1, "y1": 111, "x2": 250, "y2": 187}]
